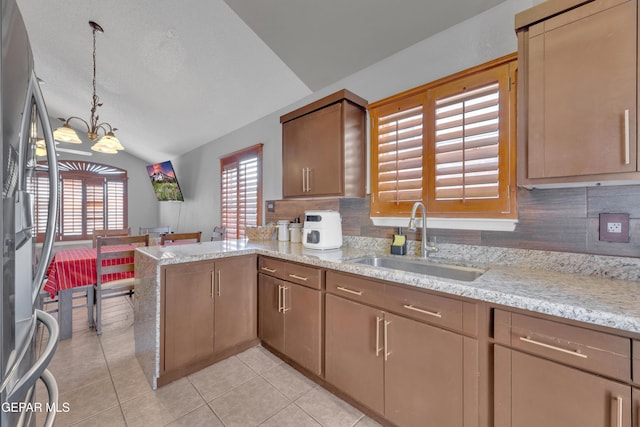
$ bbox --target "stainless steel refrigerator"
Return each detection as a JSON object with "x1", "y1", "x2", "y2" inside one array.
[{"x1": 1, "y1": 0, "x2": 60, "y2": 425}]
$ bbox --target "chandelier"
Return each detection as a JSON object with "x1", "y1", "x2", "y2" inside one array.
[{"x1": 53, "y1": 21, "x2": 124, "y2": 154}]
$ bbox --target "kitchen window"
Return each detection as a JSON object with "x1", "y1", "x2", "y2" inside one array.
[
  {"x1": 30, "y1": 161, "x2": 128, "y2": 241},
  {"x1": 368, "y1": 53, "x2": 517, "y2": 230},
  {"x1": 220, "y1": 144, "x2": 263, "y2": 239}
]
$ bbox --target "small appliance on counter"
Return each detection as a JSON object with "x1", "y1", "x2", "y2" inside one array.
[
  {"x1": 277, "y1": 220, "x2": 290, "y2": 241},
  {"x1": 302, "y1": 210, "x2": 343, "y2": 250}
]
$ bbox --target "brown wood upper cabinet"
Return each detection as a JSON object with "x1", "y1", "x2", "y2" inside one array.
[
  {"x1": 280, "y1": 89, "x2": 367, "y2": 198},
  {"x1": 516, "y1": 0, "x2": 640, "y2": 186}
]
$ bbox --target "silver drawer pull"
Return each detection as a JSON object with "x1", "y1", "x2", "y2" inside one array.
[
  {"x1": 519, "y1": 336, "x2": 588, "y2": 359},
  {"x1": 288, "y1": 274, "x2": 308, "y2": 281},
  {"x1": 403, "y1": 304, "x2": 442, "y2": 318},
  {"x1": 261, "y1": 267, "x2": 277, "y2": 273},
  {"x1": 337, "y1": 286, "x2": 363, "y2": 296}
]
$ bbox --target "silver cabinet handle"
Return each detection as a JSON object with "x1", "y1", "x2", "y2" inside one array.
[
  {"x1": 336, "y1": 286, "x2": 362, "y2": 296},
  {"x1": 288, "y1": 274, "x2": 308, "y2": 281},
  {"x1": 261, "y1": 267, "x2": 277, "y2": 273},
  {"x1": 519, "y1": 336, "x2": 587, "y2": 359},
  {"x1": 277, "y1": 285, "x2": 283, "y2": 312},
  {"x1": 217, "y1": 270, "x2": 221, "y2": 296},
  {"x1": 612, "y1": 396, "x2": 623, "y2": 427},
  {"x1": 384, "y1": 320, "x2": 391, "y2": 361},
  {"x1": 282, "y1": 286, "x2": 290, "y2": 312},
  {"x1": 306, "y1": 168, "x2": 311, "y2": 192},
  {"x1": 302, "y1": 168, "x2": 306, "y2": 192},
  {"x1": 403, "y1": 304, "x2": 442, "y2": 318},
  {"x1": 210, "y1": 272, "x2": 214, "y2": 298},
  {"x1": 624, "y1": 109, "x2": 630, "y2": 165},
  {"x1": 375, "y1": 316, "x2": 383, "y2": 357},
  {"x1": 8, "y1": 310, "x2": 59, "y2": 403}
]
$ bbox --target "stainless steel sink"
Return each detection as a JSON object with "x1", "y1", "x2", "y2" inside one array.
[{"x1": 348, "y1": 256, "x2": 485, "y2": 282}]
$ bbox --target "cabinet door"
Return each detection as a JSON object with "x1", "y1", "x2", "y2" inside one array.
[
  {"x1": 527, "y1": 0, "x2": 637, "y2": 179},
  {"x1": 163, "y1": 262, "x2": 215, "y2": 373},
  {"x1": 214, "y1": 256, "x2": 257, "y2": 355},
  {"x1": 633, "y1": 388, "x2": 639, "y2": 427},
  {"x1": 494, "y1": 345, "x2": 631, "y2": 427},
  {"x1": 282, "y1": 282, "x2": 322, "y2": 376},
  {"x1": 384, "y1": 312, "x2": 464, "y2": 427},
  {"x1": 258, "y1": 273, "x2": 285, "y2": 353},
  {"x1": 325, "y1": 294, "x2": 384, "y2": 415},
  {"x1": 282, "y1": 103, "x2": 343, "y2": 197}
]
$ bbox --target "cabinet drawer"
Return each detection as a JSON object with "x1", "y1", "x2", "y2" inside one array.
[
  {"x1": 258, "y1": 257, "x2": 286, "y2": 280},
  {"x1": 494, "y1": 310, "x2": 631, "y2": 381},
  {"x1": 326, "y1": 270, "x2": 385, "y2": 308},
  {"x1": 384, "y1": 284, "x2": 464, "y2": 333},
  {"x1": 284, "y1": 262, "x2": 323, "y2": 289}
]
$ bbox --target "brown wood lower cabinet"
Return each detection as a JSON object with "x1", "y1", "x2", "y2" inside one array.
[
  {"x1": 633, "y1": 389, "x2": 639, "y2": 427},
  {"x1": 258, "y1": 272, "x2": 322, "y2": 375},
  {"x1": 494, "y1": 345, "x2": 631, "y2": 427},
  {"x1": 325, "y1": 290, "x2": 476, "y2": 427},
  {"x1": 161, "y1": 256, "x2": 257, "y2": 378},
  {"x1": 494, "y1": 309, "x2": 634, "y2": 427}
]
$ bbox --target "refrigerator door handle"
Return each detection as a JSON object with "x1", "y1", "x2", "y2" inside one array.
[
  {"x1": 15, "y1": 368, "x2": 58, "y2": 427},
  {"x1": 19, "y1": 71, "x2": 59, "y2": 304},
  {"x1": 6, "y1": 309, "x2": 59, "y2": 403}
]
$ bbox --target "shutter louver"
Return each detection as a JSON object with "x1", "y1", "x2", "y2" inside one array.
[
  {"x1": 86, "y1": 180, "x2": 104, "y2": 233},
  {"x1": 376, "y1": 105, "x2": 424, "y2": 204},
  {"x1": 61, "y1": 179, "x2": 84, "y2": 238},
  {"x1": 220, "y1": 144, "x2": 262, "y2": 240},
  {"x1": 434, "y1": 82, "x2": 501, "y2": 201},
  {"x1": 106, "y1": 180, "x2": 125, "y2": 230}
]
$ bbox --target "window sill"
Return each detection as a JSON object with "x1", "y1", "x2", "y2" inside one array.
[{"x1": 370, "y1": 217, "x2": 517, "y2": 232}]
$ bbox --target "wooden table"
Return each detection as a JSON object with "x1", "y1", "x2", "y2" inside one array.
[{"x1": 44, "y1": 247, "x2": 134, "y2": 339}]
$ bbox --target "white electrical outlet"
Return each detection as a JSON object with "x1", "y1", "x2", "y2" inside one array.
[{"x1": 607, "y1": 222, "x2": 622, "y2": 233}]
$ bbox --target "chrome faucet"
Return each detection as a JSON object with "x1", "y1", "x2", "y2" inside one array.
[{"x1": 407, "y1": 201, "x2": 438, "y2": 258}]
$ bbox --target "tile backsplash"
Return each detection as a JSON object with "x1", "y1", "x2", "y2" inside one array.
[{"x1": 266, "y1": 185, "x2": 640, "y2": 258}]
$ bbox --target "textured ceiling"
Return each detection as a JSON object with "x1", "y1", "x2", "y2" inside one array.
[{"x1": 16, "y1": 0, "x2": 507, "y2": 163}]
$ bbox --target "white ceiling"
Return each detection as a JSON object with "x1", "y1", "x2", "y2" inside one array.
[{"x1": 16, "y1": 0, "x2": 507, "y2": 163}]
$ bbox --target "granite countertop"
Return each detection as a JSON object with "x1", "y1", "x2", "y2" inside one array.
[{"x1": 137, "y1": 239, "x2": 640, "y2": 336}]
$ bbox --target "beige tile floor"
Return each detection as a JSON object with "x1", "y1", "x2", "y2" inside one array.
[{"x1": 35, "y1": 296, "x2": 383, "y2": 427}]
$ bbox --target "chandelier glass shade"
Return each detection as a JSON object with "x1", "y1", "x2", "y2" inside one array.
[{"x1": 52, "y1": 21, "x2": 124, "y2": 154}]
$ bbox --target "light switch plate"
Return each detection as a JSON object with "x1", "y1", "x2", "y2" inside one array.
[{"x1": 599, "y1": 213, "x2": 629, "y2": 243}]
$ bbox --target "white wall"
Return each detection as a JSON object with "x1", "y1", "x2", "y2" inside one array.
[{"x1": 161, "y1": 0, "x2": 540, "y2": 240}]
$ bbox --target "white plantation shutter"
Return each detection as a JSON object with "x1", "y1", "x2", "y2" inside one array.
[
  {"x1": 61, "y1": 178, "x2": 84, "y2": 238},
  {"x1": 220, "y1": 144, "x2": 263, "y2": 239},
  {"x1": 427, "y1": 63, "x2": 513, "y2": 215},
  {"x1": 369, "y1": 55, "x2": 517, "y2": 219},
  {"x1": 106, "y1": 180, "x2": 125, "y2": 229},
  {"x1": 370, "y1": 94, "x2": 426, "y2": 215},
  {"x1": 33, "y1": 161, "x2": 128, "y2": 241},
  {"x1": 434, "y1": 82, "x2": 500, "y2": 200}
]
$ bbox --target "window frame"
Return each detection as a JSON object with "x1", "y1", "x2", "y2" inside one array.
[
  {"x1": 220, "y1": 143, "x2": 263, "y2": 239},
  {"x1": 33, "y1": 161, "x2": 128, "y2": 242},
  {"x1": 368, "y1": 53, "x2": 518, "y2": 223}
]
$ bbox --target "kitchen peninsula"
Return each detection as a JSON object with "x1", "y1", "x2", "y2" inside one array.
[{"x1": 133, "y1": 239, "x2": 640, "y2": 426}]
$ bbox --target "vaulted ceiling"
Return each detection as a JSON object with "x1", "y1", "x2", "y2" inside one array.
[{"x1": 16, "y1": 0, "x2": 508, "y2": 163}]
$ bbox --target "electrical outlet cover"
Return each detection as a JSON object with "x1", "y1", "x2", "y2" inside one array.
[{"x1": 599, "y1": 213, "x2": 630, "y2": 243}]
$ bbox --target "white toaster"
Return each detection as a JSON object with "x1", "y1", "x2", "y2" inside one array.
[{"x1": 302, "y1": 210, "x2": 343, "y2": 250}]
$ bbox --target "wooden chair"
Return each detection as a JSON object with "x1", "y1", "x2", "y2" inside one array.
[
  {"x1": 211, "y1": 226, "x2": 226, "y2": 241},
  {"x1": 94, "y1": 234, "x2": 149, "y2": 335},
  {"x1": 139, "y1": 226, "x2": 171, "y2": 237},
  {"x1": 160, "y1": 231, "x2": 202, "y2": 245},
  {"x1": 92, "y1": 227, "x2": 131, "y2": 248}
]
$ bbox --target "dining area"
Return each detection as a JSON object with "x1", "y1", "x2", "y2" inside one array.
[{"x1": 42, "y1": 227, "x2": 203, "y2": 339}]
